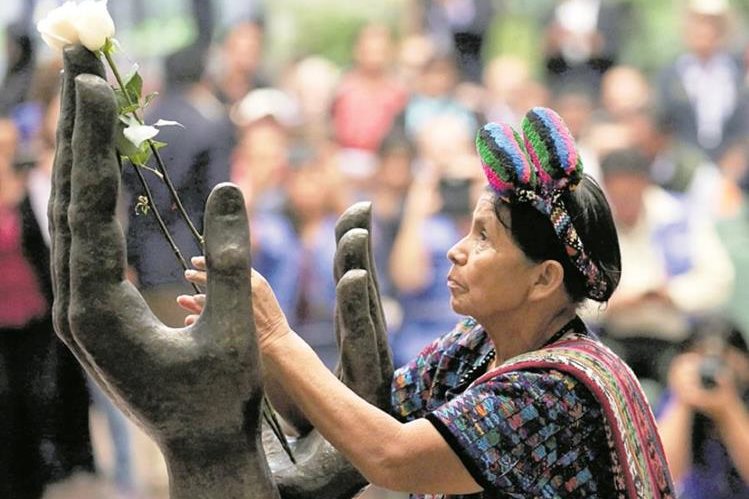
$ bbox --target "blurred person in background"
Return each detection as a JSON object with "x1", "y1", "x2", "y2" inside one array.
[
  {"x1": 400, "y1": 52, "x2": 478, "y2": 142},
  {"x1": 282, "y1": 147, "x2": 350, "y2": 369},
  {"x1": 123, "y1": 43, "x2": 233, "y2": 328},
  {"x1": 550, "y1": 84, "x2": 596, "y2": 141},
  {"x1": 414, "y1": 0, "x2": 496, "y2": 83},
  {"x1": 388, "y1": 114, "x2": 480, "y2": 367},
  {"x1": 656, "y1": 0, "x2": 748, "y2": 162},
  {"x1": 0, "y1": 21, "x2": 35, "y2": 117},
  {"x1": 332, "y1": 23, "x2": 407, "y2": 181},
  {"x1": 121, "y1": 41, "x2": 247, "y2": 498},
  {"x1": 576, "y1": 115, "x2": 635, "y2": 182},
  {"x1": 395, "y1": 33, "x2": 436, "y2": 94},
  {"x1": 542, "y1": 0, "x2": 631, "y2": 95},
  {"x1": 0, "y1": 118, "x2": 94, "y2": 498},
  {"x1": 230, "y1": 113, "x2": 302, "y2": 323},
  {"x1": 627, "y1": 109, "x2": 732, "y2": 220},
  {"x1": 280, "y1": 55, "x2": 340, "y2": 143},
  {"x1": 481, "y1": 55, "x2": 539, "y2": 128},
  {"x1": 592, "y1": 148, "x2": 734, "y2": 396},
  {"x1": 370, "y1": 129, "x2": 415, "y2": 302},
  {"x1": 657, "y1": 317, "x2": 749, "y2": 498},
  {"x1": 210, "y1": 18, "x2": 269, "y2": 107},
  {"x1": 598, "y1": 65, "x2": 651, "y2": 121},
  {"x1": 720, "y1": 138, "x2": 749, "y2": 201},
  {"x1": 231, "y1": 106, "x2": 294, "y2": 215}
]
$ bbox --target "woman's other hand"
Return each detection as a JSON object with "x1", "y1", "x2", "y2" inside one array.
[{"x1": 180, "y1": 256, "x2": 292, "y2": 349}]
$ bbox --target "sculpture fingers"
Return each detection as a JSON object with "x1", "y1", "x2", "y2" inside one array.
[
  {"x1": 336, "y1": 269, "x2": 390, "y2": 407},
  {"x1": 334, "y1": 204, "x2": 392, "y2": 381},
  {"x1": 334, "y1": 228, "x2": 393, "y2": 399},
  {"x1": 68, "y1": 73, "x2": 165, "y2": 369},
  {"x1": 199, "y1": 183, "x2": 255, "y2": 347},
  {"x1": 272, "y1": 269, "x2": 384, "y2": 499},
  {"x1": 49, "y1": 45, "x2": 104, "y2": 352},
  {"x1": 271, "y1": 430, "x2": 366, "y2": 499}
]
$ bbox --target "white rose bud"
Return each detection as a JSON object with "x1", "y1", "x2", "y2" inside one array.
[
  {"x1": 74, "y1": 0, "x2": 115, "y2": 52},
  {"x1": 36, "y1": 1, "x2": 81, "y2": 51}
]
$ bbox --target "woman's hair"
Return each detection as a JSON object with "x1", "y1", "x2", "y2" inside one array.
[{"x1": 492, "y1": 174, "x2": 622, "y2": 303}]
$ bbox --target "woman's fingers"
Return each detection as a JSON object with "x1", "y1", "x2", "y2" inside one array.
[
  {"x1": 184, "y1": 269, "x2": 207, "y2": 286},
  {"x1": 177, "y1": 294, "x2": 205, "y2": 314},
  {"x1": 185, "y1": 314, "x2": 199, "y2": 327},
  {"x1": 191, "y1": 255, "x2": 206, "y2": 271}
]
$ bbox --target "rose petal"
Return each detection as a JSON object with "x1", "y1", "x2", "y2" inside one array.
[
  {"x1": 74, "y1": 0, "x2": 116, "y2": 52},
  {"x1": 123, "y1": 124, "x2": 159, "y2": 148},
  {"x1": 153, "y1": 119, "x2": 184, "y2": 128},
  {"x1": 36, "y1": 1, "x2": 80, "y2": 51}
]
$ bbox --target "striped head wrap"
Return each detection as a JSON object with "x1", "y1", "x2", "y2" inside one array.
[{"x1": 476, "y1": 107, "x2": 609, "y2": 301}]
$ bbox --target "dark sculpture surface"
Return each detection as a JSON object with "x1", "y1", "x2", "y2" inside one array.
[{"x1": 50, "y1": 45, "x2": 393, "y2": 498}]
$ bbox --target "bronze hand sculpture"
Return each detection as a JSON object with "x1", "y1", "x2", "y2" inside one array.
[{"x1": 50, "y1": 45, "x2": 393, "y2": 499}]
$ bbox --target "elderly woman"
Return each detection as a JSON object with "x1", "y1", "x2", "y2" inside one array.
[{"x1": 181, "y1": 107, "x2": 674, "y2": 497}]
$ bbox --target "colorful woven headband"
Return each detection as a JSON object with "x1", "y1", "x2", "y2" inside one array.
[{"x1": 476, "y1": 107, "x2": 609, "y2": 301}]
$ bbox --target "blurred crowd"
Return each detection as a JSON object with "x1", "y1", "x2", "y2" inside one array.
[{"x1": 1, "y1": 0, "x2": 749, "y2": 498}]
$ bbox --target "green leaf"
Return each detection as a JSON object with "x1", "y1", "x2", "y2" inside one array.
[
  {"x1": 127, "y1": 145, "x2": 153, "y2": 167},
  {"x1": 115, "y1": 121, "x2": 139, "y2": 157},
  {"x1": 143, "y1": 91, "x2": 159, "y2": 108},
  {"x1": 123, "y1": 65, "x2": 143, "y2": 105},
  {"x1": 102, "y1": 38, "x2": 117, "y2": 56},
  {"x1": 114, "y1": 88, "x2": 130, "y2": 113},
  {"x1": 119, "y1": 103, "x2": 141, "y2": 115}
]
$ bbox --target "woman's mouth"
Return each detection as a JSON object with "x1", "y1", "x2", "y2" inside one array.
[{"x1": 447, "y1": 278, "x2": 465, "y2": 291}]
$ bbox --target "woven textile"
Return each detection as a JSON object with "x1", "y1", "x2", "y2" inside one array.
[
  {"x1": 472, "y1": 333, "x2": 676, "y2": 498},
  {"x1": 392, "y1": 318, "x2": 621, "y2": 498}
]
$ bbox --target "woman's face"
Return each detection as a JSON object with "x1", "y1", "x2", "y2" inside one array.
[{"x1": 446, "y1": 193, "x2": 538, "y2": 322}]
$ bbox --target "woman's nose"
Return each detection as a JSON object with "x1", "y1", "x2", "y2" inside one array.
[{"x1": 447, "y1": 239, "x2": 467, "y2": 265}]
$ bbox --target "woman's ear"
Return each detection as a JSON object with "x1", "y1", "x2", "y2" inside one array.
[{"x1": 528, "y1": 260, "x2": 565, "y2": 302}]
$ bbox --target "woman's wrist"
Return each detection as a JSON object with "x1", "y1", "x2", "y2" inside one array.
[{"x1": 261, "y1": 325, "x2": 298, "y2": 363}]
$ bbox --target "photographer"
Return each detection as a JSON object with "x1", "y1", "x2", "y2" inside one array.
[
  {"x1": 657, "y1": 318, "x2": 749, "y2": 498},
  {"x1": 388, "y1": 115, "x2": 480, "y2": 367}
]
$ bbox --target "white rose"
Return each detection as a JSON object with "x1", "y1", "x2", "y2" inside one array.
[
  {"x1": 74, "y1": 0, "x2": 115, "y2": 52},
  {"x1": 36, "y1": 1, "x2": 81, "y2": 51}
]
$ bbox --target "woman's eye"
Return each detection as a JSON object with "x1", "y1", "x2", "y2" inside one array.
[{"x1": 479, "y1": 229, "x2": 488, "y2": 241}]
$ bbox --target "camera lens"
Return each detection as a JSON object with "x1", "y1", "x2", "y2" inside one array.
[{"x1": 698, "y1": 355, "x2": 724, "y2": 389}]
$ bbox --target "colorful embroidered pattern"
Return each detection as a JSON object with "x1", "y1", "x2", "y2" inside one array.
[
  {"x1": 474, "y1": 334, "x2": 676, "y2": 498},
  {"x1": 391, "y1": 319, "x2": 618, "y2": 498},
  {"x1": 522, "y1": 107, "x2": 583, "y2": 193},
  {"x1": 477, "y1": 122, "x2": 536, "y2": 197},
  {"x1": 474, "y1": 107, "x2": 610, "y2": 301}
]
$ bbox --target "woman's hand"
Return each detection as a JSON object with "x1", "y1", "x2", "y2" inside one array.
[{"x1": 180, "y1": 257, "x2": 293, "y2": 351}]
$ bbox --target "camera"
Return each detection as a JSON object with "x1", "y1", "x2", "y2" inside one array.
[
  {"x1": 695, "y1": 320, "x2": 730, "y2": 390},
  {"x1": 698, "y1": 354, "x2": 725, "y2": 390},
  {"x1": 438, "y1": 177, "x2": 472, "y2": 217}
]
